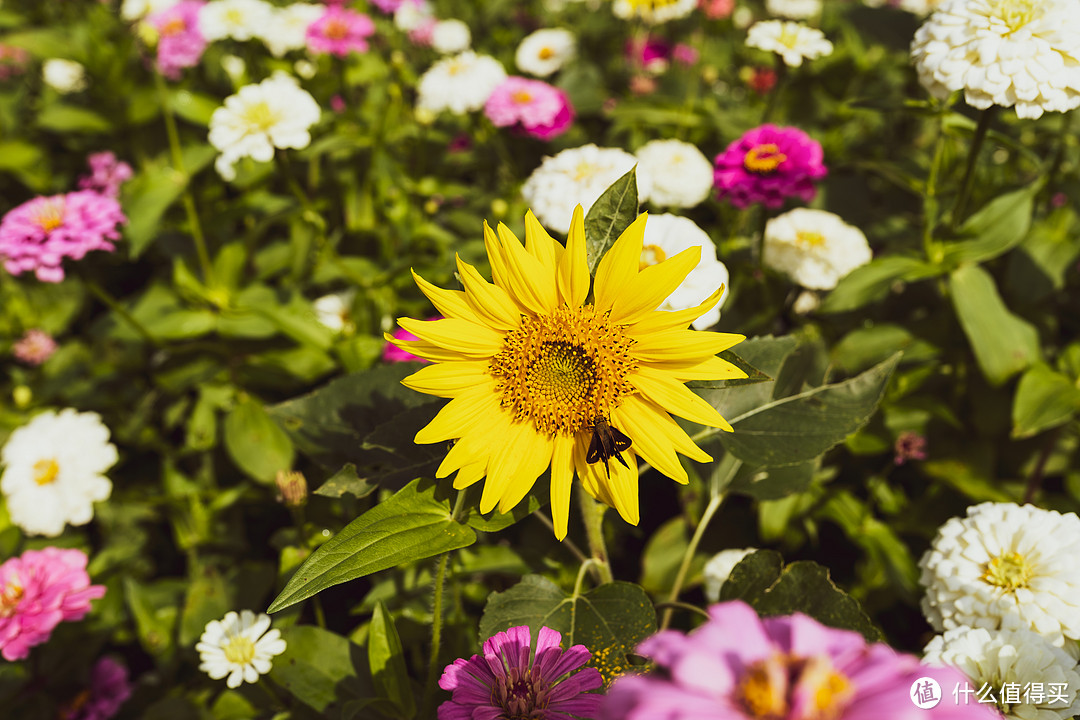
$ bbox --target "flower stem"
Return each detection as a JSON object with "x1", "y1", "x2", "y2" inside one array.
[
  {"x1": 923, "y1": 115, "x2": 947, "y2": 263},
  {"x1": 421, "y1": 552, "x2": 450, "y2": 719},
  {"x1": 578, "y1": 489, "x2": 614, "y2": 585},
  {"x1": 81, "y1": 276, "x2": 161, "y2": 348},
  {"x1": 659, "y1": 492, "x2": 724, "y2": 631},
  {"x1": 761, "y1": 56, "x2": 787, "y2": 124},
  {"x1": 154, "y1": 71, "x2": 214, "y2": 285},
  {"x1": 950, "y1": 107, "x2": 995, "y2": 229}
]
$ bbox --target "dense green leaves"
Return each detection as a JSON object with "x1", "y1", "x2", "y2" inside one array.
[
  {"x1": 940, "y1": 184, "x2": 1040, "y2": 266},
  {"x1": 269, "y1": 626, "x2": 376, "y2": 719},
  {"x1": 224, "y1": 395, "x2": 295, "y2": 483},
  {"x1": 1011, "y1": 364, "x2": 1080, "y2": 439},
  {"x1": 818, "y1": 257, "x2": 939, "y2": 313}
]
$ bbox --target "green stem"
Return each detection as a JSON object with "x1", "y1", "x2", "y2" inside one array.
[
  {"x1": 754, "y1": 205, "x2": 769, "y2": 270},
  {"x1": 654, "y1": 601, "x2": 711, "y2": 621},
  {"x1": 660, "y1": 492, "x2": 724, "y2": 631},
  {"x1": 923, "y1": 116, "x2": 947, "y2": 263},
  {"x1": 535, "y1": 512, "x2": 590, "y2": 565},
  {"x1": 154, "y1": 72, "x2": 213, "y2": 285},
  {"x1": 761, "y1": 56, "x2": 787, "y2": 124},
  {"x1": 421, "y1": 552, "x2": 450, "y2": 718},
  {"x1": 578, "y1": 488, "x2": 614, "y2": 585},
  {"x1": 82, "y1": 276, "x2": 161, "y2": 347},
  {"x1": 950, "y1": 107, "x2": 995, "y2": 229}
]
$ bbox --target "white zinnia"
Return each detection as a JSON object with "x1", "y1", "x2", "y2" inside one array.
[
  {"x1": 516, "y1": 28, "x2": 576, "y2": 78},
  {"x1": 120, "y1": 0, "x2": 180, "y2": 20},
  {"x1": 209, "y1": 73, "x2": 321, "y2": 181},
  {"x1": 1, "y1": 409, "x2": 117, "y2": 537},
  {"x1": 42, "y1": 59, "x2": 87, "y2": 94},
  {"x1": 520, "y1": 144, "x2": 653, "y2": 234},
  {"x1": 197, "y1": 610, "x2": 287, "y2": 689},
  {"x1": 612, "y1": 0, "x2": 697, "y2": 24},
  {"x1": 431, "y1": 19, "x2": 471, "y2": 54},
  {"x1": 415, "y1": 52, "x2": 507, "y2": 116},
  {"x1": 641, "y1": 214, "x2": 729, "y2": 330},
  {"x1": 704, "y1": 548, "x2": 758, "y2": 603},
  {"x1": 199, "y1": 0, "x2": 274, "y2": 43},
  {"x1": 746, "y1": 20, "x2": 833, "y2": 68},
  {"x1": 257, "y1": 3, "x2": 323, "y2": 58},
  {"x1": 765, "y1": 0, "x2": 822, "y2": 19},
  {"x1": 313, "y1": 289, "x2": 356, "y2": 333},
  {"x1": 394, "y1": 0, "x2": 433, "y2": 32},
  {"x1": 763, "y1": 208, "x2": 872, "y2": 290},
  {"x1": 923, "y1": 626, "x2": 1080, "y2": 720},
  {"x1": 920, "y1": 502, "x2": 1080, "y2": 647},
  {"x1": 910, "y1": 0, "x2": 1080, "y2": 120},
  {"x1": 635, "y1": 139, "x2": 713, "y2": 209}
]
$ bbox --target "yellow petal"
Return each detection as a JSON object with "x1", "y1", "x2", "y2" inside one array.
[
  {"x1": 594, "y1": 213, "x2": 647, "y2": 313},
  {"x1": 402, "y1": 360, "x2": 491, "y2": 398},
  {"x1": 557, "y1": 206, "x2": 589, "y2": 308},
  {"x1": 573, "y1": 437, "x2": 615, "y2": 509},
  {"x1": 483, "y1": 221, "x2": 512, "y2": 291},
  {"x1": 410, "y1": 270, "x2": 483, "y2": 324},
  {"x1": 631, "y1": 329, "x2": 745, "y2": 363},
  {"x1": 452, "y1": 461, "x2": 487, "y2": 490},
  {"x1": 572, "y1": 431, "x2": 638, "y2": 526},
  {"x1": 496, "y1": 433, "x2": 554, "y2": 514},
  {"x1": 611, "y1": 401, "x2": 689, "y2": 484},
  {"x1": 437, "y1": 435, "x2": 487, "y2": 478},
  {"x1": 415, "y1": 383, "x2": 500, "y2": 444},
  {"x1": 383, "y1": 335, "x2": 474, "y2": 364},
  {"x1": 524, "y1": 210, "x2": 560, "y2": 274},
  {"x1": 480, "y1": 420, "x2": 541, "y2": 514},
  {"x1": 630, "y1": 366, "x2": 734, "y2": 431},
  {"x1": 627, "y1": 286, "x2": 726, "y2": 336},
  {"x1": 550, "y1": 434, "x2": 575, "y2": 541},
  {"x1": 497, "y1": 222, "x2": 558, "y2": 315},
  {"x1": 609, "y1": 246, "x2": 700, "y2": 325},
  {"x1": 616, "y1": 393, "x2": 713, "y2": 471},
  {"x1": 398, "y1": 317, "x2": 505, "y2": 358},
  {"x1": 646, "y1": 355, "x2": 748, "y2": 382},
  {"x1": 457, "y1": 255, "x2": 521, "y2": 331}
]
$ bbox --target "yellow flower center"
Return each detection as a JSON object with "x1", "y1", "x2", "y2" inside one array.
[
  {"x1": 738, "y1": 654, "x2": 854, "y2": 720},
  {"x1": 744, "y1": 144, "x2": 787, "y2": 174},
  {"x1": 223, "y1": 635, "x2": 256, "y2": 665},
  {"x1": 323, "y1": 18, "x2": 349, "y2": 41},
  {"x1": 573, "y1": 162, "x2": 599, "y2": 182},
  {"x1": 33, "y1": 458, "x2": 60, "y2": 486},
  {"x1": 990, "y1": 0, "x2": 1040, "y2": 32},
  {"x1": 982, "y1": 551, "x2": 1033, "y2": 592},
  {"x1": 241, "y1": 101, "x2": 281, "y2": 133},
  {"x1": 511, "y1": 90, "x2": 533, "y2": 104},
  {"x1": 32, "y1": 198, "x2": 66, "y2": 232},
  {"x1": 489, "y1": 305, "x2": 637, "y2": 436},
  {"x1": 538, "y1": 46, "x2": 554, "y2": 60},
  {"x1": 624, "y1": 0, "x2": 681, "y2": 10},
  {"x1": 160, "y1": 16, "x2": 187, "y2": 36},
  {"x1": 639, "y1": 244, "x2": 668, "y2": 270},
  {"x1": 225, "y1": 8, "x2": 244, "y2": 25},
  {"x1": 0, "y1": 577, "x2": 24, "y2": 618},
  {"x1": 446, "y1": 59, "x2": 466, "y2": 76},
  {"x1": 796, "y1": 231, "x2": 826, "y2": 247}
]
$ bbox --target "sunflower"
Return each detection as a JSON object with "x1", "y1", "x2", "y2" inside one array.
[{"x1": 388, "y1": 206, "x2": 745, "y2": 540}]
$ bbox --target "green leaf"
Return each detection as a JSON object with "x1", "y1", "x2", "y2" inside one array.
[
  {"x1": 639, "y1": 517, "x2": 693, "y2": 596},
  {"x1": 686, "y1": 348, "x2": 773, "y2": 390},
  {"x1": 585, "y1": 167, "x2": 639, "y2": 275},
  {"x1": 178, "y1": 565, "x2": 231, "y2": 647},
  {"x1": 244, "y1": 296, "x2": 335, "y2": 350},
  {"x1": 269, "y1": 625, "x2": 375, "y2": 719},
  {"x1": 714, "y1": 354, "x2": 900, "y2": 468},
  {"x1": 941, "y1": 184, "x2": 1040, "y2": 267},
  {"x1": 224, "y1": 395, "x2": 296, "y2": 483},
  {"x1": 1011, "y1": 363, "x2": 1080, "y2": 439},
  {"x1": 268, "y1": 480, "x2": 475, "y2": 613},
  {"x1": 37, "y1": 104, "x2": 111, "y2": 133},
  {"x1": 369, "y1": 602, "x2": 416, "y2": 718},
  {"x1": 170, "y1": 89, "x2": 220, "y2": 126},
  {"x1": 315, "y1": 463, "x2": 377, "y2": 500},
  {"x1": 720, "y1": 551, "x2": 881, "y2": 642},
  {"x1": 949, "y1": 264, "x2": 1041, "y2": 386},
  {"x1": 1006, "y1": 208, "x2": 1080, "y2": 305},
  {"x1": 728, "y1": 460, "x2": 817, "y2": 501},
  {"x1": 818, "y1": 257, "x2": 939, "y2": 313},
  {"x1": 124, "y1": 145, "x2": 216, "y2": 257},
  {"x1": 123, "y1": 578, "x2": 183, "y2": 657},
  {"x1": 698, "y1": 335, "x2": 798, "y2": 422},
  {"x1": 831, "y1": 324, "x2": 939, "y2": 374},
  {"x1": 479, "y1": 575, "x2": 656, "y2": 685}
]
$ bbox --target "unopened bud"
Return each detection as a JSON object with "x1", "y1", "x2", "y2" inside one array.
[{"x1": 275, "y1": 470, "x2": 308, "y2": 508}]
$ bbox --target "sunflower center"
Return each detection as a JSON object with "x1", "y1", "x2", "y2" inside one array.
[
  {"x1": 982, "y1": 551, "x2": 1033, "y2": 592},
  {"x1": 738, "y1": 654, "x2": 853, "y2": 720},
  {"x1": 990, "y1": 0, "x2": 1040, "y2": 32},
  {"x1": 0, "y1": 577, "x2": 24, "y2": 618},
  {"x1": 241, "y1": 101, "x2": 281, "y2": 132},
  {"x1": 223, "y1": 635, "x2": 256, "y2": 664},
  {"x1": 795, "y1": 231, "x2": 826, "y2": 247},
  {"x1": 323, "y1": 18, "x2": 349, "y2": 41},
  {"x1": 511, "y1": 90, "x2": 533, "y2": 104},
  {"x1": 639, "y1": 244, "x2": 668, "y2": 270},
  {"x1": 538, "y1": 46, "x2": 554, "y2": 60},
  {"x1": 33, "y1": 458, "x2": 60, "y2": 486},
  {"x1": 744, "y1": 144, "x2": 787, "y2": 174},
  {"x1": 489, "y1": 305, "x2": 637, "y2": 436},
  {"x1": 32, "y1": 198, "x2": 66, "y2": 232}
]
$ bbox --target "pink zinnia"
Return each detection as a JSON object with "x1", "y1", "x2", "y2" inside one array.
[
  {"x1": 0, "y1": 44, "x2": 30, "y2": 82},
  {"x1": 306, "y1": 7, "x2": 375, "y2": 57},
  {"x1": 484, "y1": 77, "x2": 575, "y2": 141},
  {"x1": 60, "y1": 657, "x2": 133, "y2": 720},
  {"x1": 626, "y1": 37, "x2": 671, "y2": 73},
  {"x1": 383, "y1": 316, "x2": 441, "y2": 363},
  {"x1": 699, "y1": 0, "x2": 735, "y2": 20},
  {"x1": 0, "y1": 548, "x2": 106, "y2": 662},
  {"x1": 370, "y1": 0, "x2": 409, "y2": 11},
  {"x1": 713, "y1": 124, "x2": 827, "y2": 209},
  {"x1": 147, "y1": 0, "x2": 207, "y2": 80},
  {"x1": 79, "y1": 152, "x2": 134, "y2": 198},
  {"x1": 0, "y1": 190, "x2": 125, "y2": 283},
  {"x1": 439, "y1": 625, "x2": 603, "y2": 720},
  {"x1": 601, "y1": 601, "x2": 998, "y2": 720},
  {"x1": 12, "y1": 329, "x2": 58, "y2": 366}
]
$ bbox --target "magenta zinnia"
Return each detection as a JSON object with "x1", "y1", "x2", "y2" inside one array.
[
  {"x1": 0, "y1": 190, "x2": 125, "y2": 282},
  {"x1": 147, "y1": 1, "x2": 207, "y2": 80},
  {"x1": 485, "y1": 77, "x2": 576, "y2": 140},
  {"x1": 439, "y1": 625, "x2": 603, "y2": 720},
  {"x1": 60, "y1": 657, "x2": 133, "y2": 720},
  {"x1": 306, "y1": 7, "x2": 375, "y2": 57},
  {"x1": 712, "y1": 124, "x2": 826, "y2": 209},
  {"x1": 79, "y1": 152, "x2": 134, "y2": 199},
  {"x1": 600, "y1": 600, "x2": 1000, "y2": 720}
]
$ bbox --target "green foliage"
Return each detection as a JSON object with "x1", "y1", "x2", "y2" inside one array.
[{"x1": 584, "y1": 167, "x2": 639, "y2": 276}]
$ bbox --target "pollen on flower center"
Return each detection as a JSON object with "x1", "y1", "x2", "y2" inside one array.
[
  {"x1": 738, "y1": 653, "x2": 853, "y2": 720},
  {"x1": 989, "y1": 0, "x2": 1041, "y2": 32},
  {"x1": 796, "y1": 230, "x2": 826, "y2": 247},
  {"x1": 160, "y1": 16, "x2": 187, "y2": 36},
  {"x1": 0, "y1": 577, "x2": 24, "y2": 618},
  {"x1": 488, "y1": 305, "x2": 637, "y2": 436},
  {"x1": 32, "y1": 199, "x2": 66, "y2": 232},
  {"x1": 33, "y1": 458, "x2": 60, "y2": 486},
  {"x1": 538, "y1": 46, "x2": 554, "y2": 60},
  {"x1": 982, "y1": 551, "x2": 1033, "y2": 592},
  {"x1": 573, "y1": 161, "x2": 598, "y2": 182},
  {"x1": 241, "y1": 101, "x2": 281, "y2": 132},
  {"x1": 511, "y1": 90, "x2": 533, "y2": 104},
  {"x1": 223, "y1": 635, "x2": 256, "y2": 664},
  {"x1": 744, "y1": 144, "x2": 787, "y2": 174},
  {"x1": 639, "y1": 244, "x2": 668, "y2": 270},
  {"x1": 323, "y1": 18, "x2": 349, "y2": 40}
]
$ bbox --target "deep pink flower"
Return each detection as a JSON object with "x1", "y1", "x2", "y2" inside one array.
[
  {"x1": 383, "y1": 317, "x2": 442, "y2": 363},
  {"x1": 673, "y1": 44, "x2": 699, "y2": 66},
  {"x1": 147, "y1": 1, "x2": 207, "y2": 80},
  {"x1": 306, "y1": 7, "x2": 375, "y2": 57},
  {"x1": 370, "y1": 0, "x2": 409, "y2": 11},
  {"x1": 0, "y1": 190, "x2": 126, "y2": 283},
  {"x1": 626, "y1": 37, "x2": 671, "y2": 73},
  {"x1": 12, "y1": 329, "x2": 58, "y2": 366},
  {"x1": 0, "y1": 548, "x2": 105, "y2": 662},
  {"x1": 713, "y1": 124, "x2": 827, "y2": 209},
  {"x1": 485, "y1": 77, "x2": 575, "y2": 141},
  {"x1": 60, "y1": 657, "x2": 133, "y2": 720},
  {"x1": 893, "y1": 431, "x2": 927, "y2": 465},
  {"x1": 601, "y1": 601, "x2": 1000, "y2": 720},
  {"x1": 439, "y1": 625, "x2": 603, "y2": 720},
  {"x1": 79, "y1": 152, "x2": 134, "y2": 198}
]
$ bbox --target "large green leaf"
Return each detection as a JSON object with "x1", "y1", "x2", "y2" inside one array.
[
  {"x1": 37, "y1": 104, "x2": 111, "y2": 133},
  {"x1": 1006, "y1": 208, "x2": 1079, "y2": 305},
  {"x1": 1011, "y1": 363, "x2": 1080, "y2": 439},
  {"x1": 369, "y1": 602, "x2": 416, "y2": 718},
  {"x1": 223, "y1": 395, "x2": 295, "y2": 483},
  {"x1": 941, "y1": 184, "x2": 1040, "y2": 267},
  {"x1": 585, "y1": 167, "x2": 639, "y2": 275},
  {"x1": 479, "y1": 575, "x2": 656, "y2": 685},
  {"x1": 269, "y1": 625, "x2": 375, "y2": 719},
  {"x1": 268, "y1": 480, "x2": 475, "y2": 613},
  {"x1": 698, "y1": 335, "x2": 797, "y2": 422},
  {"x1": 818, "y1": 256, "x2": 939, "y2": 313},
  {"x1": 949, "y1": 264, "x2": 1041, "y2": 386}
]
